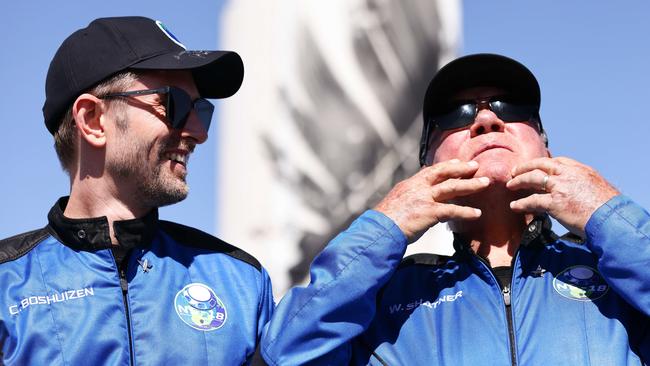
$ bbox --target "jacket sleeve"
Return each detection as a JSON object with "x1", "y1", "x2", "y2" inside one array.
[
  {"x1": 257, "y1": 267, "x2": 275, "y2": 340},
  {"x1": 261, "y1": 210, "x2": 407, "y2": 366},
  {"x1": 248, "y1": 267, "x2": 275, "y2": 366},
  {"x1": 585, "y1": 194, "x2": 650, "y2": 316}
]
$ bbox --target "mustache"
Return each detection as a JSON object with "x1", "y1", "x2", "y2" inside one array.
[
  {"x1": 179, "y1": 140, "x2": 196, "y2": 153},
  {"x1": 157, "y1": 138, "x2": 197, "y2": 158},
  {"x1": 170, "y1": 137, "x2": 197, "y2": 153}
]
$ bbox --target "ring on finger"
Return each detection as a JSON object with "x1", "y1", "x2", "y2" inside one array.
[{"x1": 541, "y1": 174, "x2": 549, "y2": 192}]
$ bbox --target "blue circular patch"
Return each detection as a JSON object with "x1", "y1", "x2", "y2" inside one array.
[
  {"x1": 174, "y1": 283, "x2": 227, "y2": 331},
  {"x1": 553, "y1": 265, "x2": 609, "y2": 301}
]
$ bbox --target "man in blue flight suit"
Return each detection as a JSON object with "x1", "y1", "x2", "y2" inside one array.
[
  {"x1": 0, "y1": 17, "x2": 273, "y2": 365},
  {"x1": 261, "y1": 54, "x2": 650, "y2": 365}
]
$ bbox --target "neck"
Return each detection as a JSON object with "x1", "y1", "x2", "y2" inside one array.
[
  {"x1": 451, "y1": 184, "x2": 533, "y2": 267},
  {"x1": 65, "y1": 174, "x2": 151, "y2": 245}
]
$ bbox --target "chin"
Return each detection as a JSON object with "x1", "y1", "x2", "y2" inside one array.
[
  {"x1": 476, "y1": 162, "x2": 512, "y2": 183},
  {"x1": 145, "y1": 188, "x2": 189, "y2": 208},
  {"x1": 137, "y1": 173, "x2": 190, "y2": 208}
]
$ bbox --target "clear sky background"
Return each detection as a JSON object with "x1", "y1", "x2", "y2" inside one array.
[{"x1": 2, "y1": 0, "x2": 649, "y2": 239}]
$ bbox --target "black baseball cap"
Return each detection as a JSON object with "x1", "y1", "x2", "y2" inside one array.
[
  {"x1": 419, "y1": 53, "x2": 543, "y2": 165},
  {"x1": 43, "y1": 16, "x2": 244, "y2": 135}
]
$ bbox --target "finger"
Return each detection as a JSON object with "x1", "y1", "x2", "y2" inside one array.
[
  {"x1": 554, "y1": 156, "x2": 581, "y2": 167},
  {"x1": 506, "y1": 170, "x2": 549, "y2": 192},
  {"x1": 510, "y1": 193, "x2": 553, "y2": 213},
  {"x1": 511, "y1": 157, "x2": 558, "y2": 177},
  {"x1": 433, "y1": 203, "x2": 482, "y2": 222},
  {"x1": 433, "y1": 177, "x2": 491, "y2": 201},
  {"x1": 421, "y1": 160, "x2": 480, "y2": 184}
]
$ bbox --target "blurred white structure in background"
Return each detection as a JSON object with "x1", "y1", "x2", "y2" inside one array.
[{"x1": 219, "y1": 0, "x2": 461, "y2": 298}]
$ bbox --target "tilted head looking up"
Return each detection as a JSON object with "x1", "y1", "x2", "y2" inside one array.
[{"x1": 419, "y1": 53, "x2": 547, "y2": 168}]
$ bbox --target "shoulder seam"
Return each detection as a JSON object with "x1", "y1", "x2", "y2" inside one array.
[
  {"x1": 0, "y1": 227, "x2": 50, "y2": 264},
  {"x1": 558, "y1": 232, "x2": 585, "y2": 244},
  {"x1": 159, "y1": 220, "x2": 262, "y2": 272},
  {"x1": 398, "y1": 253, "x2": 450, "y2": 269}
]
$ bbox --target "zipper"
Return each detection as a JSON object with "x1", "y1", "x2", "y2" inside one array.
[
  {"x1": 502, "y1": 285, "x2": 511, "y2": 306},
  {"x1": 474, "y1": 254, "x2": 519, "y2": 366},
  {"x1": 502, "y1": 284, "x2": 516, "y2": 366},
  {"x1": 116, "y1": 254, "x2": 135, "y2": 366}
]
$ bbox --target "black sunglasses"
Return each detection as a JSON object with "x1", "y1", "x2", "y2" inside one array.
[
  {"x1": 419, "y1": 97, "x2": 541, "y2": 166},
  {"x1": 101, "y1": 86, "x2": 215, "y2": 131},
  {"x1": 431, "y1": 97, "x2": 539, "y2": 131}
]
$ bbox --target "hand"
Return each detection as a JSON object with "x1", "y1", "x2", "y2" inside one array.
[
  {"x1": 507, "y1": 157, "x2": 619, "y2": 238},
  {"x1": 374, "y1": 159, "x2": 490, "y2": 241}
]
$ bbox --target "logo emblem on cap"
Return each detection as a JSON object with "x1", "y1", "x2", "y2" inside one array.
[
  {"x1": 155, "y1": 20, "x2": 186, "y2": 49},
  {"x1": 174, "y1": 283, "x2": 227, "y2": 331}
]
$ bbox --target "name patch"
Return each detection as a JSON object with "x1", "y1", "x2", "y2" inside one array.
[
  {"x1": 388, "y1": 290, "x2": 463, "y2": 314},
  {"x1": 8, "y1": 287, "x2": 95, "y2": 316}
]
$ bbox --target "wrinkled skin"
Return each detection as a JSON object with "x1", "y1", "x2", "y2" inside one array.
[
  {"x1": 373, "y1": 159, "x2": 489, "y2": 241},
  {"x1": 507, "y1": 156, "x2": 619, "y2": 237},
  {"x1": 375, "y1": 87, "x2": 618, "y2": 242}
]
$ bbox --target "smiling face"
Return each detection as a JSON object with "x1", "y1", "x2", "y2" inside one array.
[
  {"x1": 426, "y1": 87, "x2": 548, "y2": 183},
  {"x1": 104, "y1": 70, "x2": 208, "y2": 208}
]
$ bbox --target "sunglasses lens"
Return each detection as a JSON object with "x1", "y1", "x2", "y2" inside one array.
[
  {"x1": 194, "y1": 99, "x2": 215, "y2": 131},
  {"x1": 166, "y1": 87, "x2": 215, "y2": 132},
  {"x1": 490, "y1": 101, "x2": 537, "y2": 122},
  {"x1": 432, "y1": 103, "x2": 476, "y2": 130},
  {"x1": 165, "y1": 87, "x2": 192, "y2": 129}
]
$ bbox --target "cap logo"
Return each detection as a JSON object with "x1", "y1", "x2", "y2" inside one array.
[{"x1": 155, "y1": 20, "x2": 186, "y2": 50}]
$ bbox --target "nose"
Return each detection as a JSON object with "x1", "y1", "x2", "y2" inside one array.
[
  {"x1": 180, "y1": 110, "x2": 208, "y2": 144},
  {"x1": 469, "y1": 103, "x2": 506, "y2": 138}
]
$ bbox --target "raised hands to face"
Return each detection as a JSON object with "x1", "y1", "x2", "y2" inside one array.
[
  {"x1": 374, "y1": 159, "x2": 490, "y2": 241},
  {"x1": 507, "y1": 157, "x2": 619, "y2": 238}
]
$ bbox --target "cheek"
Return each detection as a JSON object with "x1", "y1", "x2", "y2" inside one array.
[
  {"x1": 429, "y1": 132, "x2": 468, "y2": 163},
  {"x1": 146, "y1": 138, "x2": 166, "y2": 162},
  {"x1": 505, "y1": 123, "x2": 547, "y2": 158},
  {"x1": 518, "y1": 131, "x2": 548, "y2": 157}
]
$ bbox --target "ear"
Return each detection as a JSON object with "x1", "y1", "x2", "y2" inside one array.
[
  {"x1": 72, "y1": 93, "x2": 106, "y2": 148},
  {"x1": 539, "y1": 130, "x2": 551, "y2": 158}
]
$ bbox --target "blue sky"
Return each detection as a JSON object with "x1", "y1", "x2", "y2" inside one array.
[
  {"x1": 461, "y1": 1, "x2": 650, "y2": 226},
  {"x1": 2, "y1": 0, "x2": 649, "y2": 239}
]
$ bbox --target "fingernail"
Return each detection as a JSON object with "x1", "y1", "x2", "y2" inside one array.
[
  {"x1": 450, "y1": 159, "x2": 460, "y2": 163},
  {"x1": 479, "y1": 177, "x2": 490, "y2": 184},
  {"x1": 509, "y1": 201, "x2": 515, "y2": 209},
  {"x1": 468, "y1": 161, "x2": 478, "y2": 168},
  {"x1": 474, "y1": 208, "x2": 482, "y2": 216}
]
